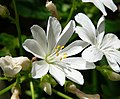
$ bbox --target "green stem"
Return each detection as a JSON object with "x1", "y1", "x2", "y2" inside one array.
[
  {"x1": 92, "y1": 69, "x2": 98, "y2": 92},
  {"x1": 30, "y1": 81, "x2": 35, "y2": 99},
  {"x1": 53, "y1": 89, "x2": 73, "y2": 99},
  {"x1": 0, "y1": 83, "x2": 14, "y2": 95},
  {"x1": 0, "y1": 76, "x2": 25, "y2": 95},
  {"x1": 0, "y1": 77, "x2": 8, "y2": 80},
  {"x1": 12, "y1": 0, "x2": 23, "y2": 55},
  {"x1": 7, "y1": 16, "x2": 15, "y2": 23},
  {"x1": 65, "y1": 0, "x2": 76, "y2": 25}
]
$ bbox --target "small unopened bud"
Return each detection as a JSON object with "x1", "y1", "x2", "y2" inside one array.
[
  {"x1": 108, "y1": 71, "x2": 120, "y2": 81},
  {"x1": 46, "y1": 1, "x2": 59, "y2": 20},
  {"x1": 40, "y1": 82, "x2": 52, "y2": 95},
  {"x1": 0, "y1": 5, "x2": 10, "y2": 18},
  {"x1": 66, "y1": 82, "x2": 100, "y2": 99},
  {"x1": 96, "y1": 66, "x2": 120, "y2": 81},
  {"x1": 11, "y1": 87, "x2": 20, "y2": 99},
  {"x1": 13, "y1": 56, "x2": 31, "y2": 71}
]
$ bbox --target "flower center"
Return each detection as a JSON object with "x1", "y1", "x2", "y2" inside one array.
[{"x1": 45, "y1": 45, "x2": 68, "y2": 64}]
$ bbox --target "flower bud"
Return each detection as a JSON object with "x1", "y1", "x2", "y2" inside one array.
[
  {"x1": 0, "y1": 5, "x2": 10, "y2": 18},
  {"x1": 65, "y1": 82, "x2": 100, "y2": 99},
  {"x1": 0, "y1": 56, "x2": 30, "y2": 77},
  {"x1": 46, "y1": 1, "x2": 59, "y2": 19},
  {"x1": 11, "y1": 87, "x2": 20, "y2": 99},
  {"x1": 40, "y1": 82, "x2": 52, "y2": 95},
  {"x1": 97, "y1": 66, "x2": 120, "y2": 81},
  {"x1": 108, "y1": 72, "x2": 120, "y2": 81},
  {"x1": 12, "y1": 56, "x2": 30, "y2": 71}
]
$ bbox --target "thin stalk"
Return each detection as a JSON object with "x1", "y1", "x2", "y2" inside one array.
[
  {"x1": 0, "y1": 77, "x2": 8, "y2": 80},
  {"x1": 12, "y1": 0, "x2": 23, "y2": 55},
  {"x1": 0, "y1": 83, "x2": 14, "y2": 95},
  {"x1": 92, "y1": 69, "x2": 98, "y2": 92},
  {"x1": 65, "y1": 0, "x2": 76, "y2": 25},
  {"x1": 0, "y1": 76, "x2": 25, "y2": 95},
  {"x1": 53, "y1": 89, "x2": 73, "y2": 99},
  {"x1": 30, "y1": 81, "x2": 35, "y2": 99},
  {"x1": 7, "y1": 16, "x2": 15, "y2": 23}
]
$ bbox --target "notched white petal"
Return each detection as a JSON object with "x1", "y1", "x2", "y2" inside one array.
[
  {"x1": 22, "y1": 39, "x2": 45, "y2": 59},
  {"x1": 82, "y1": 45, "x2": 103, "y2": 62},
  {"x1": 47, "y1": 17, "x2": 56, "y2": 53},
  {"x1": 61, "y1": 40, "x2": 88, "y2": 57},
  {"x1": 75, "y1": 26, "x2": 94, "y2": 44},
  {"x1": 75, "y1": 13, "x2": 95, "y2": 36},
  {"x1": 101, "y1": 0, "x2": 117, "y2": 12},
  {"x1": 56, "y1": 20, "x2": 75, "y2": 46},
  {"x1": 31, "y1": 25, "x2": 47, "y2": 52},
  {"x1": 97, "y1": 15, "x2": 105, "y2": 34},
  {"x1": 105, "y1": 50, "x2": 120, "y2": 72},
  {"x1": 64, "y1": 69, "x2": 84, "y2": 85},
  {"x1": 31, "y1": 61, "x2": 49, "y2": 78},
  {"x1": 49, "y1": 64, "x2": 65, "y2": 86},
  {"x1": 62, "y1": 57, "x2": 95, "y2": 70}
]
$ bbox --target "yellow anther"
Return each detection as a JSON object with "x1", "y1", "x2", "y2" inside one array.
[
  {"x1": 60, "y1": 45, "x2": 64, "y2": 50},
  {"x1": 63, "y1": 53, "x2": 67, "y2": 59},
  {"x1": 56, "y1": 52, "x2": 59, "y2": 56},
  {"x1": 60, "y1": 57, "x2": 62, "y2": 61},
  {"x1": 57, "y1": 45, "x2": 60, "y2": 49},
  {"x1": 54, "y1": 48, "x2": 58, "y2": 52}
]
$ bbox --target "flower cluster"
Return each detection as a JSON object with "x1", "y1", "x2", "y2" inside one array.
[
  {"x1": 0, "y1": 0, "x2": 119, "y2": 98},
  {"x1": 22, "y1": 17, "x2": 95, "y2": 86},
  {"x1": 21, "y1": 0, "x2": 120, "y2": 86}
]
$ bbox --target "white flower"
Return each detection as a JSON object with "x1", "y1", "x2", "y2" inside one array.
[
  {"x1": 75, "y1": 13, "x2": 120, "y2": 72},
  {"x1": 82, "y1": 0, "x2": 117, "y2": 16},
  {"x1": 0, "y1": 56, "x2": 30, "y2": 77},
  {"x1": 22, "y1": 16, "x2": 95, "y2": 86}
]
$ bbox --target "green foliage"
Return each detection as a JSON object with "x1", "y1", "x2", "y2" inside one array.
[
  {"x1": 0, "y1": 33, "x2": 19, "y2": 56},
  {"x1": 15, "y1": 0, "x2": 50, "y2": 20}
]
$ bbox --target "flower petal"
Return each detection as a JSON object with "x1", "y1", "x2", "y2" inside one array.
[
  {"x1": 97, "y1": 15, "x2": 105, "y2": 34},
  {"x1": 97, "y1": 32, "x2": 105, "y2": 48},
  {"x1": 31, "y1": 60, "x2": 49, "y2": 78},
  {"x1": 82, "y1": 45, "x2": 103, "y2": 62},
  {"x1": 31, "y1": 25, "x2": 47, "y2": 53},
  {"x1": 2, "y1": 65, "x2": 22, "y2": 77},
  {"x1": 56, "y1": 20, "x2": 75, "y2": 46},
  {"x1": 64, "y1": 69, "x2": 84, "y2": 85},
  {"x1": 22, "y1": 39, "x2": 45, "y2": 59},
  {"x1": 101, "y1": 0, "x2": 117, "y2": 12},
  {"x1": 82, "y1": 0, "x2": 93, "y2": 2},
  {"x1": 47, "y1": 17, "x2": 56, "y2": 53},
  {"x1": 75, "y1": 26, "x2": 95, "y2": 44},
  {"x1": 75, "y1": 13, "x2": 96, "y2": 38},
  {"x1": 92, "y1": 0, "x2": 107, "y2": 16},
  {"x1": 101, "y1": 33, "x2": 120, "y2": 50},
  {"x1": 105, "y1": 50, "x2": 120, "y2": 72},
  {"x1": 60, "y1": 40, "x2": 88, "y2": 57},
  {"x1": 62, "y1": 57, "x2": 95, "y2": 70},
  {"x1": 0, "y1": 56, "x2": 22, "y2": 77},
  {"x1": 50, "y1": 17, "x2": 62, "y2": 41},
  {"x1": 49, "y1": 64, "x2": 65, "y2": 86}
]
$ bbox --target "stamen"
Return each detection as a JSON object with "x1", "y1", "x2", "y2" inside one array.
[
  {"x1": 57, "y1": 45, "x2": 60, "y2": 49},
  {"x1": 56, "y1": 52, "x2": 59, "y2": 56},
  {"x1": 60, "y1": 57, "x2": 62, "y2": 61},
  {"x1": 60, "y1": 45, "x2": 64, "y2": 50},
  {"x1": 63, "y1": 53, "x2": 67, "y2": 59}
]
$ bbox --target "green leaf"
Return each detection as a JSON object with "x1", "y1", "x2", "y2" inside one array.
[
  {"x1": 105, "y1": 19, "x2": 120, "y2": 33},
  {"x1": 0, "y1": 33, "x2": 19, "y2": 56},
  {"x1": 16, "y1": 1, "x2": 50, "y2": 19}
]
